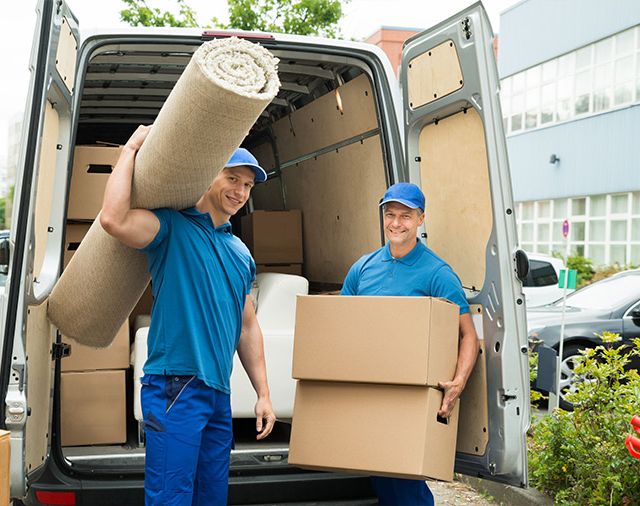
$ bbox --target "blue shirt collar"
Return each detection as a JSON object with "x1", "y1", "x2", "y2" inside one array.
[
  {"x1": 183, "y1": 207, "x2": 232, "y2": 233},
  {"x1": 381, "y1": 239, "x2": 423, "y2": 266}
]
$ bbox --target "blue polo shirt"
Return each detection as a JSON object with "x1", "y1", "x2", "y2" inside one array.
[
  {"x1": 341, "y1": 240, "x2": 469, "y2": 314},
  {"x1": 140, "y1": 207, "x2": 255, "y2": 394}
]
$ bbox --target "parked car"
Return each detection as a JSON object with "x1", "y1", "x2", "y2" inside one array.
[
  {"x1": 527, "y1": 268, "x2": 640, "y2": 409},
  {"x1": 522, "y1": 252, "x2": 574, "y2": 308}
]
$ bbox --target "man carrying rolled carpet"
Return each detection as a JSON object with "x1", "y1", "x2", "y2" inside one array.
[
  {"x1": 341, "y1": 183, "x2": 479, "y2": 506},
  {"x1": 100, "y1": 125, "x2": 275, "y2": 506}
]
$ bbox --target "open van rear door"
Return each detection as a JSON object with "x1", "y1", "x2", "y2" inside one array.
[
  {"x1": 0, "y1": 0, "x2": 78, "y2": 497},
  {"x1": 400, "y1": 3, "x2": 529, "y2": 487}
]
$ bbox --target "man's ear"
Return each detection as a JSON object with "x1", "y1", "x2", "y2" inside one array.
[{"x1": 418, "y1": 211, "x2": 426, "y2": 226}]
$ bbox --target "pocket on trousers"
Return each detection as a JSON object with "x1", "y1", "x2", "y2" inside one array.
[
  {"x1": 143, "y1": 412, "x2": 165, "y2": 433},
  {"x1": 165, "y1": 375, "x2": 195, "y2": 412}
]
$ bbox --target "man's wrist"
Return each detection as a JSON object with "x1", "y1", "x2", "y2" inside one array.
[
  {"x1": 257, "y1": 391, "x2": 271, "y2": 401},
  {"x1": 123, "y1": 144, "x2": 139, "y2": 155},
  {"x1": 451, "y1": 376, "x2": 465, "y2": 390}
]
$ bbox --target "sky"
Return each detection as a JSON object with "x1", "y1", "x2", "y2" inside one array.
[{"x1": 0, "y1": 0, "x2": 519, "y2": 169}]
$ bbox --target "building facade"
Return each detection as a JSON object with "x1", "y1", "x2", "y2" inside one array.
[
  {"x1": 365, "y1": 26, "x2": 421, "y2": 76},
  {"x1": 499, "y1": 0, "x2": 640, "y2": 266}
]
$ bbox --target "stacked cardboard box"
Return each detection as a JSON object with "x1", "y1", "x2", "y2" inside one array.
[
  {"x1": 60, "y1": 146, "x2": 129, "y2": 446},
  {"x1": 241, "y1": 210, "x2": 303, "y2": 274},
  {"x1": 289, "y1": 295, "x2": 460, "y2": 481},
  {"x1": 67, "y1": 145, "x2": 122, "y2": 220},
  {"x1": 60, "y1": 224, "x2": 129, "y2": 446}
]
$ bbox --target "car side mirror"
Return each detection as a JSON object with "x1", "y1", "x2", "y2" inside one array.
[
  {"x1": 514, "y1": 249, "x2": 529, "y2": 282},
  {"x1": 631, "y1": 307, "x2": 640, "y2": 319},
  {"x1": 0, "y1": 238, "x2": 9, "y2": 275}
]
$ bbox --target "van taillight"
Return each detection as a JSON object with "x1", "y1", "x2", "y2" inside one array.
[
  {"x1": 201, "y1": 30, "x2": 275, "y2": 41},
  {"x1": 35, "y1": 490, "x2": 77, "y2": 505}
]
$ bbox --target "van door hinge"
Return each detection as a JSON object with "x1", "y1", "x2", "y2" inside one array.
[
  {"x1": 461, "y1": 17, "x2": 472, "y2": 40},
  {"x1": 52, "y1": 342, "x2": 71, "y2": 361},
  {"x1": 5, "y1": 380, "x2": 27, "y2": 428}
]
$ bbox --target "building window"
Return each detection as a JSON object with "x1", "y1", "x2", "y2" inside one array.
[
  {"x1": 516, "y1": 191, "x2": 640, "y2": 267},
  {"x1": 501, "y1": 25, "x2": 640, "y2": 135}
]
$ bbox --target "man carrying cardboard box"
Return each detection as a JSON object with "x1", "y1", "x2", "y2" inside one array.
[
  {"x1": 100, "y1": 125, "x2": 276, "y2": 506},
  {"x1": 341, "y1": 182, "x2": 479, "y2": 506}
]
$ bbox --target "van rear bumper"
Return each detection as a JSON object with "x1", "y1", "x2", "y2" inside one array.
[{"x1": 24, "y1": 458, "x2": 375, "y2": 505}]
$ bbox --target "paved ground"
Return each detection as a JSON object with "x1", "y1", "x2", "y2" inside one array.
[
  {"x1": 428, "y1": 479, "x2": 497, "y2": 505},
  {"x1": 253, "y1": 479, "x2": 498, "y2": 505}
]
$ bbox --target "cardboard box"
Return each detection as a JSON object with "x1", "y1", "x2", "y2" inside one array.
[
  {"x1": 241, "y1": 210, "x2": 303, "y2": 264},
  {"x1": 63, "y1": 223, "x2": 91, "y2": 268},
  {"x1": 292, "y1": 296, "x2": 459, "y2": 386},
  {"x1": 67, "y1": 145, "x2": 122, "y2": 220},
  {"x1": 60, "y1": 370, "x2": 126, "y2": 446},
  {"x1": 256, "y1": 263, "x2": 303, "y2": 275},
  {"x1": 288, "y1": 381, "x2": 460, "y2": 481},
  {"x1": 61, "y1": 320, "x2": 129, "y2": 372},
  {"x1": 0, "y1": 430, "x2": 9, "y2": 506}
]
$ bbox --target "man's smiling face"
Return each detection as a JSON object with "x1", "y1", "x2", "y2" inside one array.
[
  {"x1": 383, "y1": 201, "x2": 424, "y2": 248},
  {"x1": 208, "y1": 165, "x2": 256, "y2": 217}
]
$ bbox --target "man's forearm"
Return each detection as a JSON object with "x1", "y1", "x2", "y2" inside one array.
[
  {"x1": 437, "y1": 313, "x2": 480, "y2": 417},
  {"x1": 237, "y1": 324, "x2": 271, "y2": 400},
  {"x1": 452, "y1": 331, "x2": 479, "y2": 389}
]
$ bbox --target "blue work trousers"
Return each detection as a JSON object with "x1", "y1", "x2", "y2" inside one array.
[
  {"x1": 141, "y1": 374, "x2": 233, "y2": 506},
  {"x1": 371, "y1": 476, "x2": 435, "y2": 506}
]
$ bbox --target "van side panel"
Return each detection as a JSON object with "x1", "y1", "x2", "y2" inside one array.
[
  {"x1": 54, "y1": 16, "x2": 78, "y2": 94},
  {"x1": 456, "y1": 305, "x2": 489, "y2": 456},
  {"x1": 407, "y1": 40, "x2": 464, "y2": 109},
  {"x1": 418, "y1": 109, "x2": 493, "y2": 291},
  {"x1": 25, "y1": 303, "x2": 55, "y2": 474},
  {"x1": 271, "y1": 74, "x2": 378, "y2": 163},
  {"x1": 33, "y1": 102, "x2": 60, "y2": 278},
  {"x1": 281, "y1": 135, "x2": 386, "y2": 284}
]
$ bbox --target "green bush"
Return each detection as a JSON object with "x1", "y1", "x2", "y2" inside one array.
[
  {"x1": 551, "y1": 252, "x2": 595, "y2": 288},
  {"x1": 528, "y1": 333, "x2": 640, "y2": 505}
]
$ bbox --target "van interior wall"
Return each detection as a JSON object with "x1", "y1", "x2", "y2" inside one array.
[{"x1": 250, "y1": 73, "x2": 387, "y2": 287}]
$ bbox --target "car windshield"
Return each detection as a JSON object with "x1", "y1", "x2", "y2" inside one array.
[{"x1": 555, "y1": 272, "x2": 640, "y2": 310}]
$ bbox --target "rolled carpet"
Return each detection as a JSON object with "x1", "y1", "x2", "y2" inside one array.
[{"x1": 47, "y1": 37, "x2": 280, "y2": 347}]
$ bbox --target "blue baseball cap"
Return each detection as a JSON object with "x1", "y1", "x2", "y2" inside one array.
[
  {"x1": 225, "y1": 147, "x2": 267, "y2": 183},
  {"x1": 379, "y1": 182, "x2": 425, "y2": 211}
]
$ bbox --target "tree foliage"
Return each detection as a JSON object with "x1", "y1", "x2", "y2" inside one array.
[
  {"x1": 120, "y1": 0, "x2": 198, "y2": 27},
  {"x1": 120, "y1": 0, "x2": 346, "y2": 38},
  {"x1": 223, "y1": 0, "x2": 344, "y2": 37}
]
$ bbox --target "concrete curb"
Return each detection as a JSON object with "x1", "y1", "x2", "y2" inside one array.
[{"x1": 458, "y1": 475, "x2": 554, "y2": 506}]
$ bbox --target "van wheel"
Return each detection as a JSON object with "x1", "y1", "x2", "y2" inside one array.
[{"x1": 558, "y1": 344, "x2": 592, "y2": 411}]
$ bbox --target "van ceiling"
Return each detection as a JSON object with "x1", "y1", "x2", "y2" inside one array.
[{"x1": 79, "y1": 42, "x2": 363, "y2": 140}]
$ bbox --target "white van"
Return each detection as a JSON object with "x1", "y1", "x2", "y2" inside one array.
[{"x1": 1, "y1": 0, "x2": 531, "y2": 503}]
